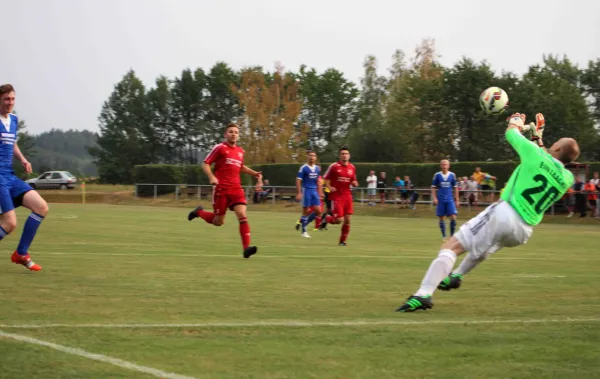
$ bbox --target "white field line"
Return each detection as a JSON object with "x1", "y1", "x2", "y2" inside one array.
[
  {"x1": 0, "y1": 330, "x2": 195, "y2": 379},
  {"x1": 36, "y1": 251, "x2": 600, "y2": 261},
  {"x1": 1, "y1": 317, "x2": 599, "y2": 329}
]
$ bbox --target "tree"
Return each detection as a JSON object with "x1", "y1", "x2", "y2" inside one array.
[
  {"x1": 294, "y1": 65, "x2": 358, "y2": 157},
  {"x1": 89, "y1": 70, "x2": 151, "y2": 184},
  {"x1": 145, "y1": 76, "x2": 174, "y2": 163},
  {"x1": 233, "y1": 66, "x2": 306, "y2": 164},
  {"x1": 582, "y1": 58, "x2": 600, "y2": 125},
  {"x1": 170, "y1": 68, "x2": 208, "y2": 164},
  {"x1": 203, "y1": 62, "x2": 242, "y2": 149}
]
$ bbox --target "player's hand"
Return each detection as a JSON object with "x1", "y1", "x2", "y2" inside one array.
[
  {"x1": 352, "y1": 181, "x2": 358, "y2": 187},
  {"x1": 531, "y1": 113, "x2": 545, "y2": 142},
  {"x1": 433, "y1": 198, "x2": 438, "y2": 206},
  {"x1": 507, "y1": 113, "x2": 528, "y2": 132},
  {"x1": 21, "y1": 160, "x2": 32, "y2": 174},
  {"x1": 329, "y1": 187, "x2": 337, "y2": 192},
  {"x1": 295, "y1": 193, "x2": 302, "y2": 202},
  {"x1": 209, "y1": 176, "x2": 219, "y2": 186},
  {"x1": 255, "y1": 172, "x2": 263, "y2": 180}
]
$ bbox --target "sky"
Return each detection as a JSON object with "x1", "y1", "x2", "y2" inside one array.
[{"x1": 3, "y1": 0, "x2": 600, "y2": 135}]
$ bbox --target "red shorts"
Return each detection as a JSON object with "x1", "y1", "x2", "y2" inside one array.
[
  {"x1": 212, "y1": 186, "x2": 246, "y2": 216},
  {"x1": 330, "y1": 197, "x2": 353, "y2": 218}
]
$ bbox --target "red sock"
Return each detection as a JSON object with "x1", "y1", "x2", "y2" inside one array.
[
  {"x1": 340, "y1": 224, "x2": 350, "y2": 243},
  {"x1": 239, "y1": 217, "x2": 251, "y2": 250},
  {"x1": 326, "y1": 215, "x2": 336, "y2": 224},
  {"x1": 315, "y1": 216, "x2": 322, "y2": 229},
  {"x1": 198, "y1": 209, "x2": 215, "y2": 224}
]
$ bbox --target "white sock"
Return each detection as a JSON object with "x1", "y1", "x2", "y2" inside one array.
[
  {"x1": 453, "y1": 252, "x2": 486, "y2": 276},
  {"x1": 415, "y1": 249, "x2": 457, "y2": 297}
]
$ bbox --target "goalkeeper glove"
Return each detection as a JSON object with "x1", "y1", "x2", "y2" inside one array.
[
  {"x1": 507, "y1": 113, "x2": 529, "y2": 132},
  {"x1": 529, "y1": 113, "x2": 545, "y2": 146}
]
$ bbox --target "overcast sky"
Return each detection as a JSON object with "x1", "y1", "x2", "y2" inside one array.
[{"x1": 3, "y1": 0, "x2": 599, "y2": 135}]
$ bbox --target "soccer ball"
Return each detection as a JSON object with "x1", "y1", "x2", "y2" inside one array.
[{"x1": 479, "y1": 87, "x2": 509, "y2": 115}]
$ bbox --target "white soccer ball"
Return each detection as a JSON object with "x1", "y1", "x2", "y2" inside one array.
[{"x1": 479, "y1": 87, "x2": 509, "y2": 115}]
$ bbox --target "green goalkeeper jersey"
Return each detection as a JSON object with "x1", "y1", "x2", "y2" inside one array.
[{"x1": 500, "y1": 128, "x2": 574, "y2": 226}]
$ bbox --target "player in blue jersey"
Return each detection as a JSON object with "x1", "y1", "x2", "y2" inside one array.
[
  {"x1": 295, "y1": 151, "x2": 323, "y2": 238},
  {"x1": 431, "y1": 159, "x2": 460, "y2": 239},
  {"x1": 0, "y1": 85, "x2": 49, "y2": 271}
]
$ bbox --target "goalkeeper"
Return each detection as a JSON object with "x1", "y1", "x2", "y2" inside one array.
[{"x1": 396, "y1": 112, "x2": 580, "y2": 312}]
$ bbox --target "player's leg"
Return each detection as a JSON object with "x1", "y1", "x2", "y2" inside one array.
[
  {"x1": 449, "y1": 202, "x2": 458, "y2": 237},
  {"x1": 319, "y1": 200, "x2": 342, "y2": 230},
  {"x1": 300, "y1": 192, "x2": 319, "y2": 236},
  {"x1": 314, "y1": 202, "x2": 324, "y2": 230},
  {"x1": 14, "y1": 190, "x2": 48, "y2": 270},
  {"x1": 188, "y1": 187, "x2": 225, "y2": 225},
  {"x1": 232, "y1": 204, "x2": 257, "y2": 258},
  {"x1": 437, "y1": 201, "x2": 446, "y2": 239},
  {"x1": 339, "y1": 212, "x2": 351, "y2": 246}
]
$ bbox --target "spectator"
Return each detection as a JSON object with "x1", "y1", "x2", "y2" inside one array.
[
  {"x1": 366, "y1": 170, "x2": 377, "y2": 206},
  {"x1": 405, "y1": 175, "x2": 418, "y2": 209},
  {"x1": 584, "y1": 179, "x2": 597, "y2": 217},
  {"x1": 377, "y1": 172, "x2": 387, "y2": 205},
  {"x1": 253, "y1": 178, "x2": 272, "y2": 203},
  {"x1": 459, "y1": 176, "x2": 469, "y2": 204},
  {"x1": 393, "y1": 175, "x2": 405, "y2": 206},
  {"x1": 466, "y1": 175, "x2": 480, "y2": 208},
  {"x1": 573, "y1": 177, "x2": 587, "y2": 217},
  {"x1": 473, "y1": 167, "x2": 496, "y2": 203},
  {"x1": 591, "y1": 172, "x2": 600, "y2": 218}
]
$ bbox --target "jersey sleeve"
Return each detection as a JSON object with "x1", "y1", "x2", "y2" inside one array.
[
  {"x1": 432, "y1": 174, "x2": 439, "y2": 187},
  {"x1": 323, "y1": 164, "x2": 336, "y2": 181},
  {"x1": 203, "y1": 144, "x2": 222, "y2": 165},
  {"x1": 351, "y1": 165, "x2": 357, "y2": 182},
  {"x1": 505, "y1": 128, "x2": 540, "y2": 160},
  {"x1": 451, "y1": 174, "x2": 457, "y2": 187},
  {"x1": 297, "y1": 165, "x2": 305, "y2": 180}
]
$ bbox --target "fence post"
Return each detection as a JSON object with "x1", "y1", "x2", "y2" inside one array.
[
  {"x1": 135, "y1": 184, "x2": 138, "y2": 198},
  {"x1": 198, "y1": 186, "x2": 201, "y2": 200},
  {"x1": 154, "y1": 185, "x2": 157, "y2": 199},
  {"x1": 361, "y1": 188, "x2": 364, "y2": 207},
  {"x1": 272, "y1": 187, "x2": 276, "y2": 205},
  {"x1": 176, "y1": 186, "x2": 179, "y2": 201}
]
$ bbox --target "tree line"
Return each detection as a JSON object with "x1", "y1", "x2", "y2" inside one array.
[{"x1": 90, "y1": 39, "x2": 600, "y2": 184}]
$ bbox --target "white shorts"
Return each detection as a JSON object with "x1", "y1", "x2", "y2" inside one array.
[{"x1": 455, "y1": 201, "x2": 533, "y2": 259}]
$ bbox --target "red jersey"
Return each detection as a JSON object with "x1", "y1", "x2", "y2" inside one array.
[
  {"x1": 203, "y1": 142, "x2": 245, "y2": 189},
  {"x1": 324, "y1": 162, "x2": 357, "y2": 199}
]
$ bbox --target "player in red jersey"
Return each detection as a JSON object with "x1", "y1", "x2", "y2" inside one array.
[
  {"x1": 319, "y1": 146, "x2": 358, "y2": 246},
  {"x1": 187, "y1": 123, "x2": 262, "y2": 258}
]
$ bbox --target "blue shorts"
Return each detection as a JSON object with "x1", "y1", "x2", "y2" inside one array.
[
  {"x1": 302, "y1": 188, "x2": 321, "y2": 208},
  {"x1": 0, "y1": 174, "x2": 33, "y2": 214},
  {"x1": 436, "y1": 201, "x2": 457, "y2": 217}
]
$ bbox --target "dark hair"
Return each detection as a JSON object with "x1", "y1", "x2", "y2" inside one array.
[
  {"x1": 0, "y1": 84, "x2": 15, "y2": 97},
  {"x1": 339, "y1": 146, "x2": 350, "y2": 153},
  {"x1": 306, "y1": 150, "x2": 316, "y2": 155}
]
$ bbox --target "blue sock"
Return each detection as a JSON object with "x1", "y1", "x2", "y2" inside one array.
[
  {"x1": 0, "y1": 226, "x2": 7, "y2": 241},
  {"x1": 300, "y1": 215, "x2": 308, "y2": 233},
  {"x1": 17, "y1": 212, "x2": 44, "y2": 255},
  {"x1": 450, "y1": 219, "x2": 457, "y2": 236},
  {"x1": 439, "y1": 220, "x2": 446, "y2": 238},
  {"x1": 306, "y1": 211, "x2": 318, "y2": 225}
]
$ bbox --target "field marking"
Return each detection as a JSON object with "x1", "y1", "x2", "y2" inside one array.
[
  {"x1": 0, "y1": 330, "x2": 195, "y2": 379},
  {"x1": 37, "y1": 251, "x2": 600, "y2": 261},
  {"x1": 1, "y1": 317, "x2": 599, "y2": 329}
]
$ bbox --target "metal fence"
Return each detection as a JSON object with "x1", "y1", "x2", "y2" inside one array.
[{"x1": 134, "y1": 183, "x2": 587, "y2": 216}]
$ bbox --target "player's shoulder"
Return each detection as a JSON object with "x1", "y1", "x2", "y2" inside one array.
[
  {"x1": 348, "y1": 163, "x2": 357, "y2": 170},
  {"x1": 298, "y1": 163, "x2": 308, "y2": 172},
  {"x1": 9, "y1": 113, "x2": 17, "y2": 122},
  {"x1": 432, "y1": 171, "x2": 442, "y2": 178}
]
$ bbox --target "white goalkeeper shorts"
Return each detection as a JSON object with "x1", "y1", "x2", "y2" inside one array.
[{"x1": 455, "y1": 201, "x2": 533, "y2": 259}]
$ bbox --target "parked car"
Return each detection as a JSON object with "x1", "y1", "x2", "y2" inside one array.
[{"x1": 26, "y1": 171, "x2": 78, "y2": 190}]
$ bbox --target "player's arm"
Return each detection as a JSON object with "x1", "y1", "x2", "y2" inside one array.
[
  {"x1": 351, "y1": 170, "x2": 358, "y2": 187},
  {"x1": 454, "y1": 183, "x2": 460, "y2": 206},
  {"x1": 242, "y1": 165, "x2": 262, "y2": 180},
  {"x1": 323, "y1": 164, "x2": 337, "y2": 192},
  {"x1": 431, "y1": 175, "x2": 438, "y2": 204},
  {"x1": 505, "y1": 113, "x2": 546, "y2": 157},
  {"x1": 318, "y1": 177, "x2": 324, "y2": 199},
  {"x1": 325, "y1": 179, "x2": 336, "y2": 192},
  {"x1": 13, "y1": 142, "x2": 32, "y2": 174},
  {"x1": 202, "y1": 162, "x2": 218, "y2": 185},
  {"x1": 295, "y1": 175, "x2": 303, "y2": 202}
]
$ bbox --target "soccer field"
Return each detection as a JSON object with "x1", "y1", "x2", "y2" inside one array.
[{"x1": 0, "y1": 204, "x2": 599, "y2": 379}]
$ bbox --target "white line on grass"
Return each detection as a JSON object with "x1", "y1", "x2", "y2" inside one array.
[
  {"x1": 0, "y1": 330, "x2": 195, "y2": 379},
  {"x1": 1, "y1": 317, "x2": 599, "y2": 329},
  {"x1": 38, "y1": 251, "x2": 600, "y2": 261}
]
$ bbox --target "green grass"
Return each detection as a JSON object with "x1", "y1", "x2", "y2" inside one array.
[{"x1": 0, "y1": 204, "x2": 599, "y2": 378}]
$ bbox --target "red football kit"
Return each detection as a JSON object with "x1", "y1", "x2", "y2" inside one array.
[
  {"x1": 203, "y1": 142, "x2": 247, "y2": 215},
  {"x1": 323, "y1": 161, "x2": 357, "y2": 218}
]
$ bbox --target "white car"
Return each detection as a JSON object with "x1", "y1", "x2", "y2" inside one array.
[{"x1": 26, "y1": 171, "x2": 78, "y2": 190}]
